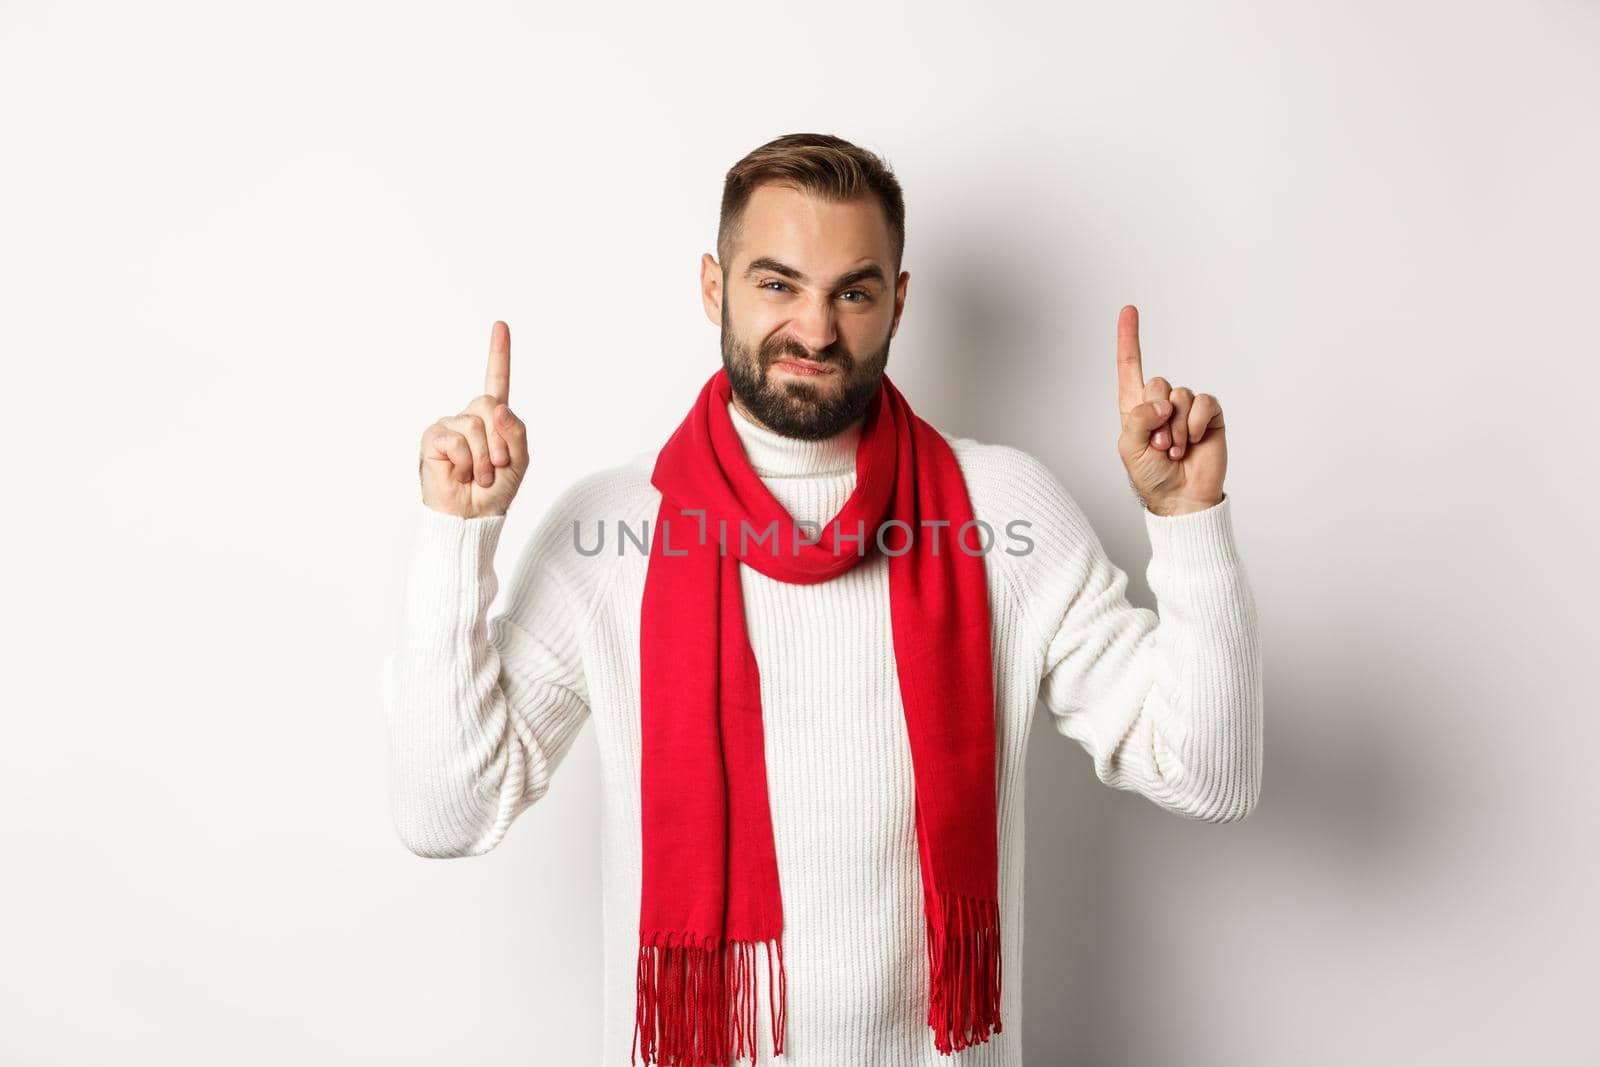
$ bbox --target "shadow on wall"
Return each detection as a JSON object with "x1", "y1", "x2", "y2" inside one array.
[{"x1": 1020, "y1": 604, "x2": 1425, "y2": 1064}]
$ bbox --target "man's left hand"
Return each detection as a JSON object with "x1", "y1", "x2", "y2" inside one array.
[{"x1": 1114, "y1": 304, "x2": 1228, "y2": 517}]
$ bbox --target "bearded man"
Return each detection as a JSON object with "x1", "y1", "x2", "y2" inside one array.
[{"x1": 383, "y1": 132, "x2": 1262, "y2": 1066}]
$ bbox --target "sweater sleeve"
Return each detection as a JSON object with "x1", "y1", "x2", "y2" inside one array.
[
  {"x1": 1009, "y1": 456, "x2": 1263, "y2": 823},
  {"x1": 380, "y1": 490, "x2": 595, "y2": 858}
]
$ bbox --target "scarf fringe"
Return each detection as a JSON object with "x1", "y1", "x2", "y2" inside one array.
[
  {"x1": 632, "y1": 935, "x2": 787, "y2": 1065},
  {"x1": 925, "y1": 892, "x2": 1004, "y2": 1054}
]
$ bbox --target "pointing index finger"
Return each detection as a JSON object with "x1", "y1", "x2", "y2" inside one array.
[
  {"x1": 1116, "y1": 305, "x2": 1144, "y2": 414},
  {"x1": 485, "y1": 320, "x2": 511, "y2": 403}
]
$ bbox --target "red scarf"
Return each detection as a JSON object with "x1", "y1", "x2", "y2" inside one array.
[{"x1": 632, "y1": 367, "x2": 1002, "y2": 1065}]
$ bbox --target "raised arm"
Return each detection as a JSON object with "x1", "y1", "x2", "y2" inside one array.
[
  {"x1": 380, "y1": 321, "x2": 593, "y2": 858},
  {"x1": 1025, "y1": 306, "x2": 1260, "y2": 821}
]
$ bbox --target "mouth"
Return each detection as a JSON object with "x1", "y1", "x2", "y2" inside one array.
[{"x1": 771, "y1": 357, "x2": 839, "y2": 378}]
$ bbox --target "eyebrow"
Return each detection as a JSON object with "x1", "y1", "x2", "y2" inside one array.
[{"x1": 743, "y1": 256, "x2": 888, "y2": 289}]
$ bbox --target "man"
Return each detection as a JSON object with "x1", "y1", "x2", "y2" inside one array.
[{"x1": 382, "y1": 132, "x2": 1261, "y2": 1066}]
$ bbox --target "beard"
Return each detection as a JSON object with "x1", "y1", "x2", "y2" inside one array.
[{"x1": 720, "y1": 305, "x2": 891, "y2": 441}]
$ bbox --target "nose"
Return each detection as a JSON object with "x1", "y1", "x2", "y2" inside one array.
[{"x1": 788, "y1": 295, "x2": 838, "y2": 355}]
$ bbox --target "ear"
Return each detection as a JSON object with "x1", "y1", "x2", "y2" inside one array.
[
  {"x1": 890, "y1": 269, "x2": 909, "y2": 338},
  {"x1": 700, "y1": 253, "x2": 723, "y2": 326}
]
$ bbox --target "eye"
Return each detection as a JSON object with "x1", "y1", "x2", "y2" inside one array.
[
  {"x1": 839, "y1": 289, "x2": 871, "y2": 303},
  {"x1": 759, "y1": 280, "x2": 791, "y2": 293}
]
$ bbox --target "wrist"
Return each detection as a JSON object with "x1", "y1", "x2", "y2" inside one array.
[
  {"x1": 420, "y1": 498, "x2": 510, "y2": 522},
  {"x1": 1144, "y1": 491, "x2": 1225, "y2": 517}
]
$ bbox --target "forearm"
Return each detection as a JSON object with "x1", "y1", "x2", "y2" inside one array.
[
  {"x1": 1037, "y1": 494, "x2": 1262, "y2": 823},
  {"x1": 381, "y1": 508, "x2": 526, "y2": 859},
  {"x1": 1134, "y1": 496, "x2": 1263, "y2": 821}
]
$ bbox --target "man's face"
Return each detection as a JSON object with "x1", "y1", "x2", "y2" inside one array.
[{"x1": 701, "y1": 183, "x2": 909, "y2": 440}]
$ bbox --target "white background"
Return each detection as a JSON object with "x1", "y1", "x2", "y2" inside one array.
[{"x1": 3, "y1": 1, "x2": 1597, "y2": 1063}]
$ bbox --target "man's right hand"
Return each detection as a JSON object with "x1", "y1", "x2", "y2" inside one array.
[{"x1": 419, "y1": 320, "x2": 530, "y2": 518}]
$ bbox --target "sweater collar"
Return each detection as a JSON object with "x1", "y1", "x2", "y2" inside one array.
[{"x1": 726, "y1": 397, "x2": 861, "y2": 479}]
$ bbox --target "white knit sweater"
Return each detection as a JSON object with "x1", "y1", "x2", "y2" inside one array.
[{"x1": 381, "y1": 399, "x2": 1263, "y2": 1065}]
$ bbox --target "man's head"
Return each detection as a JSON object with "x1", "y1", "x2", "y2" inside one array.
[{"x1": 700, "y1": 133, "x2": 910, "y2": 440}]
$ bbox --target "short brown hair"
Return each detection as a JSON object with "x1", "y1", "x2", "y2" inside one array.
[{"x1": 717, "y1": 133, "x2": 906, "y2": 274}]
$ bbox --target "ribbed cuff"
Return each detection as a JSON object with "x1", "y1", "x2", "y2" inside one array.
[
  {"x1": 1142, "y1": 494, "x2": 1241, "y2": 580},
  {"x1": 413, "y1": 502, "x2": 506, "y2": 572},
  {"x1": 400, "y1": 503, "x2": 509, "y2": 630}
]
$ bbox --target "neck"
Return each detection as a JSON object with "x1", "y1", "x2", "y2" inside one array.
[{"x1": 726, "y1": 397, "x2": 862, "y2": 479}]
